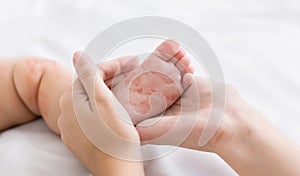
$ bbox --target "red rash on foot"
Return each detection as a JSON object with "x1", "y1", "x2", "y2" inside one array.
[{"x1": 129, "y1": 71, "x2": 180, "y2": 115}]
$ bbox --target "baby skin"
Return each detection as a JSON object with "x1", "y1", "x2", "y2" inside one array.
[
  {"x1": 112, "y1": 40, "x2": 194, "y2": 124},
  {"x1": 0, "y1": 40, "x2": 194, "y2": 134}
]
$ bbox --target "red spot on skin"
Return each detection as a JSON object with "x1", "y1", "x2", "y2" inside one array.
[
  {"x1": 149, "y1": 89, "x2": 155, "y2": 94},
  {"x1": 137, "y1": 88, "x2": 143, "y2": 93},
  {"x1": 25, "y1": 58, "x2": 63, "y2": 86},
  {"x1": 129, "y1": 71, "x2": 180, "y2": 115},
  {"x1": 140, "y1": 101, "x2": 146, "y2": 105},
  {"x1": 169, "y1": 94, "x2": 178, "y2": 101},
  {"x1": 25, "y1": 58, "x2": 58, "y2": 75}
]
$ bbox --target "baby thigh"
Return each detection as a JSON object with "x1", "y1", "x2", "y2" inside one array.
[
  {"x1": 12, "y1": 58, "x2": 73, "y2": 134},
  {"x1": 0, "y1": 59, "x2": 37, "y2": 130}
]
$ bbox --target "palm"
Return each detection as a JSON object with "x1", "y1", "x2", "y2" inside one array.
[
  {"x1": 136, "y1": 76, "x2": 224, "y2": 151},
  {"x1": 163, "y1": 76, "x2": 212, "y2": 117}
]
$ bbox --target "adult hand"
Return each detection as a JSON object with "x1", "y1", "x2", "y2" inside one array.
[
  {"x1": 58, "y1": 52, "x2": 144, "y2": 175},
  {"x1": 137, "y1": 76, "x2": 300, "y2": 176},
  {"x1": 136, "y1": 76, "x2": 244, "y2": 152}
]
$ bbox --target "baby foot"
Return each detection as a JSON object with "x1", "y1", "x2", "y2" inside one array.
[{"x1": 112, "y1": 40, "x2": 194, "y2": 125}]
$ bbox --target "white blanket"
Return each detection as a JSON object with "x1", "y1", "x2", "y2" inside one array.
[{"x1": 1, "y1": 0, "x2": 300, "y2": 175}]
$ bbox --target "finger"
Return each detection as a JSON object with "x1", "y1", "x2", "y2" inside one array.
[
  {"x1": 137, "y1": 111, "x2": 200, "y2": 147},
  {"x1": 73, "y1": 51, "x2": 132, "y2": 123},
  {"x1": 73, "y1": 51, "x2": 110, "y2": 109},
  {"x1": 98, "y1": 55, "x2": 139, "y2": 81},
  {"x1": 72, "y1": 78, "x2": 90, "y2": 106},
  {"x1": 105, "y1": 63, "x2": 140, "y2": 88},
  {"x1": 104, "y1": 74, "x2": 124, "y2": 89},
  {"x1": 136, "y1": 116, "x2": 178, "y2": 143}
]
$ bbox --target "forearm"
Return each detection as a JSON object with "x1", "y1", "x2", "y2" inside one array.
[{"x1": 216, "y1": 108, "x2": 300, "y2": 176}]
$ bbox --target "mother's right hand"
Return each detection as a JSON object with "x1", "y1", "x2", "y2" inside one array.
[
  {"x1": 137, "y1": 76, "x2": 300, "y2": 176},
  {"x1": 136, "y1": 76, "x2": 249, "y2": 152}
]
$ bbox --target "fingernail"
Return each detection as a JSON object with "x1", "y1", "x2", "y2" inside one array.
[
  {"x1": 73, "y1": 51, "x2": 81, "y2": 66},
  {"x1": 73, "y1": 51, "x2": 91, "y2": 67}
]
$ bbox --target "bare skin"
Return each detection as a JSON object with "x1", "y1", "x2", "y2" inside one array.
[
  {"x1": 59, "y1": 66, "x2": 300, "y2": 176},
  {"x1": 0, "y1": 40, "x2": 193, "y2": 134},
  {"x1": 0, "y1": 55, "x2": 140, "y2": 133},
  {"x1": 2, "y1": 40, "x2": 299, "y2": 175},
  {"x1": 0, "y1": 58, "x2": 73, "y2": 133},
  {"x1": 0, "y1": 40, "x2": 193, "y2": 175},
  {"x1": 59, "y1": 53, "x2": 145, "y2": 176},
  {"x1": 112, "y1": 40, "x2": 193, "y2": 124},
  {"x1": 136, "y1": 77, "x2": 300, "y2": 176}
]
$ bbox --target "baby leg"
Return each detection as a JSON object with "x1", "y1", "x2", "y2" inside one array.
[
  {"x1": 0, "y1": 59, "x2": 36, "y2": 130},
  {"x1": 0, "y1": 58, "x2": 73, "y2": 134},
  {"x1": 0, "y1": 55, "x2": 138, "y2": 134}
]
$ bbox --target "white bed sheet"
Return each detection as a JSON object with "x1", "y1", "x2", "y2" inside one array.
[{"x1": 1, "y1": 0, "x2": 300, "y2": 175}]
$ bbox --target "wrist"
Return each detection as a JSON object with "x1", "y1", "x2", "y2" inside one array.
[
  {"x1": 207, "y1": 100, "x2": 254, "y2": 154},
  {"x1": 93, "y1": 153, "x2": 145, "y2": 176},
  {"x1": 210, "y1": 105, "x2": 266, "y2": 174},
  {"x1": 213, "y1": 105, "x2": 300, "y2": 176},
  {"x1": 92, "y1": 145, "x2": 144, "y2": 176}
]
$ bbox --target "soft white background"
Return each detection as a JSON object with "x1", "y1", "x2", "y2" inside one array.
[{"x1": 0, "y1": 0, "x2": 300, "y2": 175}]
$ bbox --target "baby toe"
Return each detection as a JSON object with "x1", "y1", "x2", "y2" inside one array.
[{"x1": 155, "y1": 39, "x2": 180, "y2": 61}]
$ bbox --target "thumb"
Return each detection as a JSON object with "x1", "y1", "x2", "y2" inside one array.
[
  {"x1": 73, "y1": 51, "x2": 111, "y2": 110},
  {"x1": 136, "y1": 116, "x2": 177, "y2": 144},
  {"x1": 137, "y1": 112, "x2": 199, "y2": 147}
]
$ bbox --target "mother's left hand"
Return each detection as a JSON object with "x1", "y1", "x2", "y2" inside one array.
[{"x1": 57, "y1": 52, "x2": 143, "y2": 175}]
